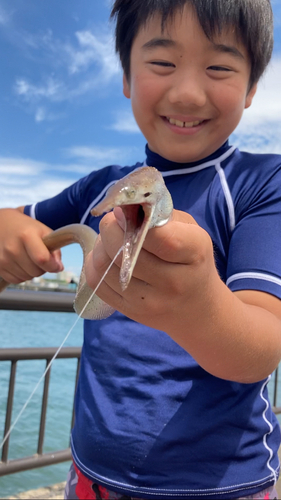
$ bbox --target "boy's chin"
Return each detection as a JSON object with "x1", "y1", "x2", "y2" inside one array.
[
  {"x1": 150, "y1": 148, "x2": 211, "y2": 164},
  {"x1": 148, "y1": 140, "x2": 227, "y2": 164}
]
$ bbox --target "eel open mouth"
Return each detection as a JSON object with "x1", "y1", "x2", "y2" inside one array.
[
  {"x1": 91, "y1": 199, "x2": 154, "y2": 291},
  {"x1": 119, "y1": 202, "x2": 154, "y2": 291}
]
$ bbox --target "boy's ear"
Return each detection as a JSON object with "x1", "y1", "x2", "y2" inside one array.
[
  {"x1": 123, "y1": 73, "x2": 131, "y2": 99},
  {"x1": 245, "y1": 83, "x2": 258, "y2": 109}
]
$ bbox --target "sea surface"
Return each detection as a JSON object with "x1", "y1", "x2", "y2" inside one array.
[
  {"x1": 0, "y1": 309, "x2": 83, "y2": 498},
  {"x1": 0, "y1": 309, "x2": 281, "y2": 498}
]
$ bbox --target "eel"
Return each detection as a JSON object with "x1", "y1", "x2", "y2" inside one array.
[{"x1": 0, "y1": 167, "x2": 173, "y2": 320}]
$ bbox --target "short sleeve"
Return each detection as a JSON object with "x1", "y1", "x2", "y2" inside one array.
[
  {"x1": 226, "y1": 166, "x2": 281, "y2": 299},
  {"x1": 24, "y1": 179, "x2": 83, "y2": 229}
]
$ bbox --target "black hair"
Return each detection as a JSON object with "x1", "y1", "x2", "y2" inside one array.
[{"x1": 110, "y1": 0, "x2": 273, "y2": 89}]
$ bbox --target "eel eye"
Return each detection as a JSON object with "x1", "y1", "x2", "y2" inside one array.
[{"x1": 144, "y1": 192, "x2": 151, "y2": 198}]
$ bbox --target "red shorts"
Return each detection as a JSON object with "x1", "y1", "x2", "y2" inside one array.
[{"x1": 64, "y1": 462, "x2": 278, "y2": 500}]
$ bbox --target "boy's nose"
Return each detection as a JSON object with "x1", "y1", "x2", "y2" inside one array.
[{"x1": 168, "y1": 72, "x2": 207, "y2": 108}]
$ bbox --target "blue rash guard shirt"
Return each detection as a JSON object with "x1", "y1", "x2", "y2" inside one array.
[{"x1": 24, "y1": 141, "x2": 281, "y2": 499}]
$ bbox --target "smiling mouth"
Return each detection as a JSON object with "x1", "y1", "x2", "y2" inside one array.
[{"x1": 165, "y1": 117, "x2": 206, "y2": 128}]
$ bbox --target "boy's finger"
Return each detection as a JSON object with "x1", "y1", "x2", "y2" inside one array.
[
  {"x1": 0, "y1": 268, "x2": 34, "y2": 285},
  {"x1": 142, "y1": 220, "x2": 211, "y2": 265},
  {"x1": 171, "y1": 209, "x2": 198, "y2": 225},
  {"x1": 85, "y1": 248, "x2": 121, "y2": 293},
  {"x1": 85, "y1": 247, "x2": 155, "y2": 318},
  {"x1": 100, "y1": 210, "x2": 211, "y2": 267},
  {"x1": 23, "y1": 233, "x2": 64, "y2": 273},
  {"x1": 0, "y1": 253, "x2": 46, "y2": 283},
  {"x1": 50, "y1": 249, "x2": 63, "y2": 270}
]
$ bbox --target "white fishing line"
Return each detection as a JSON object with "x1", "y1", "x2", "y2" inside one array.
[{"x1": 0, "y1": 245, "x2": 123, "y2": 452}]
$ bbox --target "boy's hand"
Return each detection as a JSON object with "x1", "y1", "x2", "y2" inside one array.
[
  {"x1": 85, "y1": 209, "x2": 281, "y2": 383},
  {"x1": 85, "y1": 208, "x2": 218, "y2": 333},
  {"x1": 0, "y1": 208, "x2": 63, "y2": 284}
]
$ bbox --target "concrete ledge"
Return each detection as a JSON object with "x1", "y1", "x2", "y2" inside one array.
[{"x1": 3, "y1": 482, "x2": 66, "y2": 499}]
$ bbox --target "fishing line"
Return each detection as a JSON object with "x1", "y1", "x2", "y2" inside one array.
[{"x1": 0, "y1": 245, "x2": 124, "y2": 452}]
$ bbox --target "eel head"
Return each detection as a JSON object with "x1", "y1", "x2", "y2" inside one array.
[{"x1": 91, "y1": 166, "x2": 173, "y2": 291}]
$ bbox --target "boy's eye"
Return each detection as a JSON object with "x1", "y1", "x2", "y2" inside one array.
[
  {"x1": 150, "y1": 61, "x2": 175, "y2": 68},
  {"x1": 208, "y1": 66, "x2": 231, "y2": 72}
]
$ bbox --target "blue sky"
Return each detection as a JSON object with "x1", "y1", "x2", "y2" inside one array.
[{"x1": 0, "y1": 0, "x2": 281, "y2": 276}]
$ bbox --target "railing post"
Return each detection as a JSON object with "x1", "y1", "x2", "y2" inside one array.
[
  {"x1": 70, "y1": 357, "x2": 81, "y2": 434},
  {"x1": 37, "y1": 360, "x2": 52, "y2": 455},
  {"x1": 273, "y1": 366, "x2": 279, "y2": 408},
  {"x1": 1, "y1": 360, "x2": 17, "y2": 463}
]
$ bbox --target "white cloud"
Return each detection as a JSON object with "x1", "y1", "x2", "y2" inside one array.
[
  {"x1": 231, "y1": 123, "x2": 281, "y2": 155},
  {"x1": 111, "y1": 111, "x2": 140, "y2": 134},
  {"x1": 13, "y1": 28, "x2": 121, "y2": 111},
  {"x1": 68, "y1": 31, "x2": 120, "y2": 80},
  {"x1": 0, "y1": 144, "x2": 141, "y2": 207},
  {"x1": 238, "y1": 56, "x2": 281, "y2": 126},
  {"x1": 2, "y1": 175, "x2": 80, "y2": 208},
  {"x1": 34, "y1": 106, "x2": 64, "y2": 123},
  {"x1": 0, "y1": 173, "x2": 72, "y2": 208},
  {"x1": 0, "y1": 157, "x2": 47, "y2": 175},
  {"x1": 0, "y1": 156, "x2": 77, "y2": 207},
  {"x1": 231, "y1": 56, "x2": 281, "y2": 154},
  {"x1": 64, "y1": 145, "x2": 136, "y2": 168},
  {"x1": 15, "y1": 77, "x2": 66, "y2": 103}
]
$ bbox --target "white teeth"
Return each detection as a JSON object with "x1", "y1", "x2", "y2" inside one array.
[
  {"x1": 175, "y1": 120, "x2": 184, "y2": 128},
  {"x1": 167, "y1": 118, "x2": 203, "y2": 128},
  {"x1": 169, "y1": 118, "x2": 184, "y2": 127},
  {"x1": 185, "y1": 120, "x2": 201, "y2": 128}
]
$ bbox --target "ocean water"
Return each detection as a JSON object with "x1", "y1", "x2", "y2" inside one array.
[
  {"x1": 0, "y1": 310, "x2": 281, "y2": 498},
  {"x1": 0, "y1": 310, "x2": 83, "y2": 498}
]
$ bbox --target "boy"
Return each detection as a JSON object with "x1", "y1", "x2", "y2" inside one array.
[{"x1": 0, "y1": 0, "x2": 281, "y2": 498}]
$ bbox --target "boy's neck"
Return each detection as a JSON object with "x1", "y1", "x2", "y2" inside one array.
[{"x1": 145, "y1": 141, "x2": 231, "y2": 171}]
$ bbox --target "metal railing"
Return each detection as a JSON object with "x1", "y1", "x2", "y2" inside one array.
[
  {"x1": 0, "y1": 288, "x2": 81, "y2": 476},
  {"x1": 0, "y1": 287, "x2": 75, "y2": 312},
  {"x1": 0, "y1": 346, "x2": 81, "y2": 476}
]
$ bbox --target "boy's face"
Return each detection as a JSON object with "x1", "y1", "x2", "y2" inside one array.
[{"x1": 123, "y1": 5, "x2": 257, "y2": 163}]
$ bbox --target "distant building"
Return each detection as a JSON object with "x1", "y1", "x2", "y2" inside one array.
[{"x1": 57, "y1": 270, "x2": 79, "y2": 284}]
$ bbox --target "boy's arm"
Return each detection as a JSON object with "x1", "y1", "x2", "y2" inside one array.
[
  {"x1": 85, "y1": 209, "x2": 281, "y2": 384},
  {"x1": 0, "y1": 208, "x2": 63, "y2": 284}
]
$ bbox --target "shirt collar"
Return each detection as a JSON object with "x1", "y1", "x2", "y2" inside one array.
[{"x1": 145, "y1": 141, "x2": 231, "y2": 172}]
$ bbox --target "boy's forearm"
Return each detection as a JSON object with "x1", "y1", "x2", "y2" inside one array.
[{"x1": 168, "y1": 274, "x2": 281, "y2": 384}]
